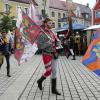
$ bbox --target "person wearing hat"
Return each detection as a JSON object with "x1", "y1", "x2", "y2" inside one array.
[
  {"x1": 37, "y1": 18, "x2": 61, "y2": 95},
  {"x1": 0, "y1": 31, "x2": 11, "y2": 77}
]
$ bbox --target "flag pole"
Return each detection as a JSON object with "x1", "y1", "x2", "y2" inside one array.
[
  {"x1": 30, "y1": 0, "x2": 38, "y2": 5},
  {"x1": 66, "y1": 0, "x2": 73, "y2": 38},
  {"x1": 43, "y1": 0, "x2": 47, "y2": 18},
  {"x1": 28, "y1": 0, "x2": 53, "y2": 41}
]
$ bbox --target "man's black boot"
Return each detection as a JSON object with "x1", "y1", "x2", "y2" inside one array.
[
  {"x1": 7, "y1": 74, "x2": 11, "y2": 77},
  {"x1": 7, "y1": 67, "x2": 11, "y2": 77},
  {"x1": 51, "y1": 78, "x2": 61, "y2": 95},
  {"x1": 37, "y1": 75, "x2": 46, "y2": 90}
]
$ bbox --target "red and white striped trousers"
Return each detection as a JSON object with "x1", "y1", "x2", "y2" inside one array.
[{"x1": 42, "y1": 53, "x2": 57, "y2": 78}]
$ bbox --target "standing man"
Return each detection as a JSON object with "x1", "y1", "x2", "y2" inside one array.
[
  {"x1": 75, "y1": 33, "x2": 81, "y2": 55},
  {"x1": 63, "y1": 36, "x2": 70, "y2": 58},
  {"x1": 69, "y1": 35, "x2": 76, "y2": 60},
  {"x1": 37, "y1": 18, "x2": 61, "y2": 95},
  {"x1": 63, "y1": 30, "x2": 71, "y2": 58}
]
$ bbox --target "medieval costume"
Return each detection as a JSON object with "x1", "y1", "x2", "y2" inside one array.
[{"x1": 37, "y1": 18, "x2": 61, "y2": 95}]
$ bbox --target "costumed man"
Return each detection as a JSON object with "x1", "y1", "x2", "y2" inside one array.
[
  {"x1": 37, "y1": 18, "x2": 61, "y2": 95},
  {"x1": 69, "y1": 35, "x2": 76, "y2": 60},
  {"x1": 75, "y1": 33, "x2": 81, "y2": 55},
  {"x1": 0, "y1": 31, "x2": 11, "y2": 77},
  {"x1": 63, "y1": 29, "x2": 71, "y2": 58}
]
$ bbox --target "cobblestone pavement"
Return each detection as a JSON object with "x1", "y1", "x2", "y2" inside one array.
[
  {"x1": 0, "y1": 55, "x2": 42, "y2": 98},
  {"x1": 0, "y1": 55, "x2": 100, "y2": 100}
]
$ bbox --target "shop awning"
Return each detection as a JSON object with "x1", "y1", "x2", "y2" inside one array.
[
  {"x1": 56, "y1": 23, "x2": 86, "y2": 32},
  {"x1": 84, "y1": 24, "x2": 100, "y2": 30}
]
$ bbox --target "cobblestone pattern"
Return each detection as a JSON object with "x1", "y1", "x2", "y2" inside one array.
[
  {"x1": 18, "y1": 56, "x2": 100, "y2": 100},
  {"x1": 0, "y1": 55, "x2": 41, "y2": 96}
]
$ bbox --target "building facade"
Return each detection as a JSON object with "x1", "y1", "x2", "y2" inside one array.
[
  {"x1": 42, "y1": 0, "x2": 92, "y2": 31},
  {"x1": 92, "y1": 0, "x2": 100, "y2": 25},
  {"x1": 0, "y1": 0, "x2": 92, "y2": 31},
  {"x1": 0, "y1": 0, "x2": 30, "y2": 19},
  {"x1": 48, "y1": 0, "x2": 67, "y2": 30}
]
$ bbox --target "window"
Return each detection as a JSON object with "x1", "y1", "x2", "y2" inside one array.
[
  {"x1": 63, "y1": 23, "x2": 66, "y2": 27},
  {"x1": 52, "y1": 22, "x2": 55, "y2": 28},
  {"x1": 95, "y1": 11, "x2": 100, "y2": 18},
  {"x1": 5, "y1": 4, "x2": 10, "y2": 13},
  {"x1": 58, "y1": 23, "x2": 61, "y2": 28},
  {"x1": 58, "y1": 13, "x2": 61, "y2": 18},
  {"x1": 17, "y1": 6, "x2": 21, "y2": 15},
  {"x1": 77, "y1": 10, "x2": 80, "y2": 17},
  {"x1": 63, "y1": 13, "x2": 66, "y2": 18},
  {"x1": 25, "y1": 8, "x2": 28, "y2": 14},
  {"x1": 52, "y1": 11, "x2": 55, "y2": 17},
  {"x1": 86, "y1": 14, "x2": 89, "y2": 19},
  {"x1": 42, "y1": 0, "x2": 46, "y2": 6},
  {"x1": 41, "y1": 9, "x2": 45, "y2": 16}
]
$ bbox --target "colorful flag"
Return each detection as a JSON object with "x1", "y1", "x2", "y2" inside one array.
[
  {"x1": 14, "y1": 29, "x2": 24, "y2": 64},
  {"x1": 82, "y1": 29, "x2": 100, "y2": 76},
  {"x1": 18, "y1": 40, "x2": 38, "y2": 64},
  {"x1": 15, "y1": 28, "x2": 38, "y2": 65},
  {"x1": 16, "y1": 7, "x2": 22, "y2": 28},
  {"x1": 15, "y1": 7, "x2": 39, "y2": 64},
  {"x1": 21, "y1": 11, "x2": 41, "y2": 44},
  {"x1": 14, "y1": 4, "x2": 50, "y2": 64}
]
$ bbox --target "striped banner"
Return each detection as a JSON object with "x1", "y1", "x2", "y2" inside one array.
[{"x1": 82, "y1": 29, "x2": 100, "y2": 76}]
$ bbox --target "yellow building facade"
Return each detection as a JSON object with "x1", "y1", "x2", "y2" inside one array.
[
  {"x1": 10, "y1": 1, "x2": 29, "y2": 17},
  {"x1": 0, "y1": 0, "x2": 4, "y2": 12},
  {"x1": 0, "y1": 0, "x2": 70, "y2": 31},
  {"x1": 0, "y1": 0, "x2": 29, "y2": 18}
]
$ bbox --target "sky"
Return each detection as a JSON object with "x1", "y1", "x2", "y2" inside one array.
[{"x1": 61, "y1": 0, "x2": 96, "y2": 9}]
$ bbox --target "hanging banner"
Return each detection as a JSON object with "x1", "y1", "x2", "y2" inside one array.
[
  {"x1": 15, "y1": 6, "x2": 40, "y2": 64},
  {"x1": 82, "y1": 29, "x2": 100, "y2": 76}
]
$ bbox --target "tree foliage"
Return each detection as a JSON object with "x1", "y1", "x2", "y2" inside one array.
[{"x1": 0, "y1": 12, "x2": 15, "y2": 33}]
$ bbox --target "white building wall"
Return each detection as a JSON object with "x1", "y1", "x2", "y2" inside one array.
[
  {"x1": 49, "y1": 8, "x2": 67, "y2": 30},
  {"x1": 37, "y1": 0, "x2": 91, "y2": 31}
]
